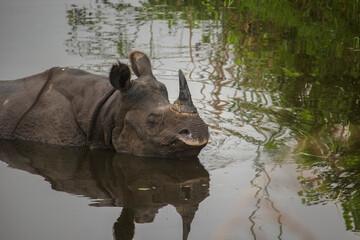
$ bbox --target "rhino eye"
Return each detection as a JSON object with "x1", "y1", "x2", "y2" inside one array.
[{"x1": 147, "y1": 114, "x2": 160, "y2": 126}]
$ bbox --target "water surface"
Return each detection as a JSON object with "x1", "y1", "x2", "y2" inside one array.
[{"x1": 1, "y1": 0, "x2": 360, "y2": 239}]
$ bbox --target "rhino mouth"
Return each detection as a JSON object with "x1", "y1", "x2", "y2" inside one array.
[
  {"x1": 178, "y1": 137, "x2": 208, "y2": 147},
  {"x1": 169, "y1": 137, "x2": 208, "y2": 158}
]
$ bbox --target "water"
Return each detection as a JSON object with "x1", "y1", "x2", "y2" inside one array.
[{"x1": 1, "y1": 0, "x2": 360, "y2": 239}]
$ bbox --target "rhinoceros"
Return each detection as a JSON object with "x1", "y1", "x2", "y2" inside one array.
[{"x1": 0, "y1": 51, "x2": 209, "y2": 157}]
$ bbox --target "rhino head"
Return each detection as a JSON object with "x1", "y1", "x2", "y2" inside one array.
[{"x1": 108, "y1": 51, "x2": 209, "y2": 158}]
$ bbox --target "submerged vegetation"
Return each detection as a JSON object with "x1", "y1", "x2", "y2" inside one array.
[{"x1": 65, "y1": 0, "x2": 360, "y2": 232}]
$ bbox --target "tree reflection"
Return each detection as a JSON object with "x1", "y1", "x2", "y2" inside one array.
[{"x1": 0, "y1": 140, "x2": 209, "y2": 240}]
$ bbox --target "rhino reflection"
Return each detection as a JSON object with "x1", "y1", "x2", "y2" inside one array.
[{"x1": 0, "y1": 140, "x2": 210, "y2": 240}]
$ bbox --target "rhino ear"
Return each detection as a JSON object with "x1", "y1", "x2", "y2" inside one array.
[
  {"x1": 109, "y1": 61, "x2": 131, "y2": 91},
  {"x1": 129, "y1": 50, "x2": 153, "y2": 77}
]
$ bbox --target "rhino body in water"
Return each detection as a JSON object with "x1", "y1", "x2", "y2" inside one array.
[{"x1": 0, "y1": 51, "x2": 209, "y2": 157}]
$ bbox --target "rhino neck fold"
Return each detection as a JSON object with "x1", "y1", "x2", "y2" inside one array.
[{"x1": 86, "y1": 88, "x2": 117, "y2": 146}]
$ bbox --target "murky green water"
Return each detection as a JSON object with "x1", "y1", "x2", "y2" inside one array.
[{"x1": 1, "y1": 0, "x2": 360, "y2": 239}]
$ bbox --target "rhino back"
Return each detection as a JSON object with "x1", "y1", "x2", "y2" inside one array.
[{"x1": 0, "y1": 67, "x2": 114, "y2": 146}]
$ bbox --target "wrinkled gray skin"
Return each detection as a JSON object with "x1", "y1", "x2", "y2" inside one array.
[{"x1": 0, "y1": 51, "x2": 209, "y2": 158}]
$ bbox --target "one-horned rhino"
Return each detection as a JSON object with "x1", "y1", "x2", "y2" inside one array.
[{"x1": 0, "y1": 51, "x2": 209, "y2": 157}]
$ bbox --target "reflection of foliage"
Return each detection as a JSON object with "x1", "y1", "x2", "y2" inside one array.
[
  {"x1": 217, "y1": 0, "x2": 360, "y2": 131},
  {"x1": 214, "y1": 3, "x2": 360, "y2": 232},
  {"x1": 297, "y1": 149, "x2": 360, "y2": 231},
  {"x1": 65, "y1": 2, "x2": 135, "y2": 67}
]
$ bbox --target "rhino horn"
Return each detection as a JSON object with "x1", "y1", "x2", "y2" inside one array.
[{"x1": 171, "y1": 70, "x2": 197, "y2": 114}]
